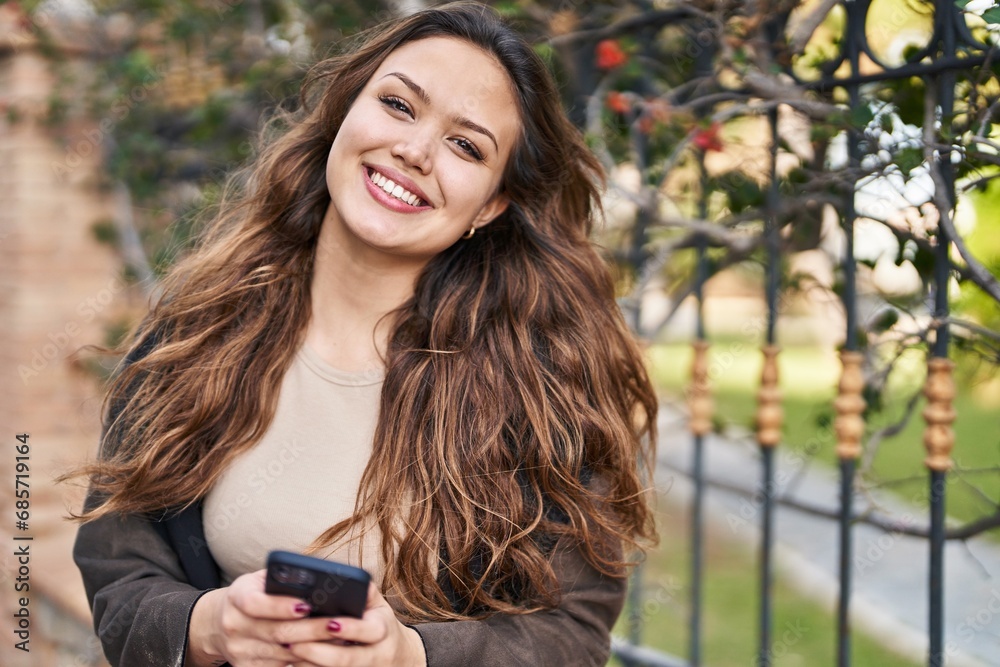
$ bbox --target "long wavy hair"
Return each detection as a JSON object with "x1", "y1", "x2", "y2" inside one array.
[{"x1": 71, "y1": 1, "x2": 658, "y2": 622}]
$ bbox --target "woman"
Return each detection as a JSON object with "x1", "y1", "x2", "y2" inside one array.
[{"x1": 71, "y1": 2, "x2": 658, "y2": 666}]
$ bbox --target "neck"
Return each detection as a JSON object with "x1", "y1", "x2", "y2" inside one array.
[{"x1": 306, "y1": 203, "x2": 424, "y2": 373}]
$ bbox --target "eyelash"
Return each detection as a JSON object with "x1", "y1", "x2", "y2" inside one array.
[
  {"x1": 377, "y1": 94, "x2": 485, "y2": 162},
  {"x1": 378, "y1": 94, "x2": 411, "y2": 115}
]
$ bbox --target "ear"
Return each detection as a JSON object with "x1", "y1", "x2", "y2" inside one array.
[{"x1": 472, "y1": 191, "x2": 510, "y2": 230}]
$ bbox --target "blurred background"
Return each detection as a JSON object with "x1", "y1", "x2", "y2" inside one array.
[{"x1": 1, "y1": 0, "x2": 998, "y2": 665}]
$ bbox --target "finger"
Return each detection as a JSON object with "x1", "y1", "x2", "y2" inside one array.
[
  {"x1": 287, "y1": 638, "x2": 378, "y2": 665},
  {"x1": 233, "y1": 570, "x2": 314, "y2": 620},
  {"x1": 225, "y1": 636, "x2": 297, "y2": 665},
  {"x1": 325, "y1": 612, "x2": 388, "y2": 646},
  {"x1": 321, "y1": 584, "x2": 396, "y2": 645},
  {"x1": 366, "y1": 581, "x2": 380, "y2": 606},
  {"x1": 267, "y1": 617, "x2": 344, "y2": 646}
]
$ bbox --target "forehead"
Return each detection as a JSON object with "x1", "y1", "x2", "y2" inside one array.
[{"x1": 372, "y1": 36, "x2": 521, "y2": 153}]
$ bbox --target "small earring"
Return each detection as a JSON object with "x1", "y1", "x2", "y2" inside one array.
[{"x1": 462, "y1": 226, "x2": 476, "y2": 240}]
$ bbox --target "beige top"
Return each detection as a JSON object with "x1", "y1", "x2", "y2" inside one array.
[{"x1": 203, "y1": 343, "x2": 386, "y2": 586}]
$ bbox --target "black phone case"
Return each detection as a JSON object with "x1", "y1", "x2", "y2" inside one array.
[{"x1": 264, "y1": 550, "x2": 371, "y2": 618}]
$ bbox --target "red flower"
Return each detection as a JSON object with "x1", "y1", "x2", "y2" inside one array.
[
  {"x1": 606, "y1": 91, "x2": 630, "y2": 114},
  {"x1": 596, "y1": 40, "x2": 628, "y2": 70},
  {"x1": 692, "y1": 122, "x2": 724, "y2": 152}
]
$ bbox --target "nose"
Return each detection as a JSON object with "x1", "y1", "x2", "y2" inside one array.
[{"x1": 390, "y1": 128, "x2": 433, "y2": 174}]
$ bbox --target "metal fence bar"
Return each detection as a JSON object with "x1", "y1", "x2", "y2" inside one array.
[
  {"x1": 688, "y1": 428, "x2": 705, "y2": 667},
  {"x1": 926, "y1": 4, "x2": 959, "y2": 664},
  {"x1": 612, "y1": 636, "x2": 691, "y2": 667},
  {"x1": 754, "y1": 107, "x2": 783, "y2": 667},
  {"x1": 619, "y1": 57, "x2": 658, "y2": 666},
  {"x1": 756, "y1": 445, "x2": 776, "y2": 667},
  {"x1": 686, "y1": 161, "x2": 712, "y2": 667},
  {"x1": 835, "y1": 355, "x2": 865, "y2": 667},
  {"x1": 623, "y1": 565, "x2": 645, "y2": 667},
  {"x1": 835, "y1": 413, "x2": 859, "y2": 663},
  {"x1": 927, "y1": 468, "x2": 949, "y2": 667},
  {"x1": 834, "y1": 2, "x2": 866, "y2": 664}
]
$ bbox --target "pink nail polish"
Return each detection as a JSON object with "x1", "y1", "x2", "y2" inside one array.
[
  {"x1": 294, "y1": 602, "x2": 311, "y2": 614},
  {"x1": 327, "y1": 619, "x2": 341, "y2": 633}
]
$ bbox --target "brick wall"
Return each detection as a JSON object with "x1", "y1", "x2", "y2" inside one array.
[{"x1": 1, "y1": 8, "x2": 134, "y2": 666}]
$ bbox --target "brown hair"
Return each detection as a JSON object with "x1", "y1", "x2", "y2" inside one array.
[{"x1": 71, "y1": 1, "x2": 658, "y2": 622}]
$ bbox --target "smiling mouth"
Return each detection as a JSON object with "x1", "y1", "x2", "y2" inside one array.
[{"x1": 365, "y1": 167, "x2": 427, "y2": 208}]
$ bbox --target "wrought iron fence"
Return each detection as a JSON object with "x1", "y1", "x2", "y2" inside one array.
[{"x1": 601, "y1": 1, "x2": 997, "y2": 666}]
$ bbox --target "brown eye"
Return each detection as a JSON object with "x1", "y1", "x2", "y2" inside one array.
[
  {"x1": 453, "y1": 138, "x2": 484, "y2": 161},
  {"x1": 378, "y1": 94, "x2": 412, "y2": 117}
]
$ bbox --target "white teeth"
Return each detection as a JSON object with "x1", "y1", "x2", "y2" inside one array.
[{"x1": 368, "y1": 168, "x2": 423, "y2": 207}]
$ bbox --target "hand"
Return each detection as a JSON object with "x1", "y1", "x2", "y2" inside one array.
[
  {"x1": 185, "y1": 569, "x2": 335, "y2": 667},
  {"x1": 283, "y1": 583, "x2": 427, "y2": 667}
]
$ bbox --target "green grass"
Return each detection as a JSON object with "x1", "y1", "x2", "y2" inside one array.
[
  {"x1": 646, "y1": 342, "x2": 1000, "y2": 530},
  {"x1": 605, "y1": 504, "x2": 921, "y2": 666}
]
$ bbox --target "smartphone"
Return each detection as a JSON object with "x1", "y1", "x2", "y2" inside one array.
[{"x1": 264, "y1": 550, "x2": 371, "y2": 618}]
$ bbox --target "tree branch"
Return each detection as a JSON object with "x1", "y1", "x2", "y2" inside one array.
[
  {"x1": 548, "y1": 7, "x2": 706, "y2": 47},
  {"x1": 112, "y1": 181, "x2": 158, "y2": 299},
  {"x1": 658, "y1": 458, "x2": 1000, "y2": 540},
  {"x1": 924, "y1": 139, "x2": 1000, "y2": 304},
  {"x1": 787, "y1": 0, "x2": 840, "y2": 56}
]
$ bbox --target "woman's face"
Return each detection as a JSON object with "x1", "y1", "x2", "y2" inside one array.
[{"x1": 323, "y1": 36, "x2": 521, "y2": 264}]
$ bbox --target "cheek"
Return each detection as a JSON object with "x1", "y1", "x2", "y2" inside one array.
[
  {"x1": 441, "y1": 170, "x2": 499, "y2": 209},
  {"x1": 325, "y1": 116, "x2": 369, "y2": 188},
  {"x1": 330, "y1": 110, "x2": 372, "y2": 161},
  {"x1": 325, "y1": 143, "x2": 342, "y2": 193},
  {"x1": 325, "y1": 143, "x2": 336, "y2": 176},
  {"x1": 340, "y1": 102, "x2": 394, "y2": 148}
]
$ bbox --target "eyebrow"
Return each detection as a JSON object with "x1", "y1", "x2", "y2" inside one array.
[{"x1": 380, "y1": 72, "x2": 499, "y2": 152}]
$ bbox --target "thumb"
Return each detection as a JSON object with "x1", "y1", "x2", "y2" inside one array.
[{"x1": 366, "y1": 581, "x2": 387, "y2": 608}]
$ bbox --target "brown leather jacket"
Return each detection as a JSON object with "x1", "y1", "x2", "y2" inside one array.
[
  {"x1": 72, "y1": 334, "x2": 627, "y2": 666},
  {"x1": 73, "y1": 502, "x2": 626, "y2": 666}
]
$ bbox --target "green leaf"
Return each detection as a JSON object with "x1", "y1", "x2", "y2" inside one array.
[
  {"x1": 871, "y1": 308, "x2": 900, "y2": 333},
  {"x1": 982, "y1": 6, "x2": 1000, "y2": 23},
  {"x1": 848, "y1": 104, "x2": 875, "y2": 129},
  {"x1": 492, "y1": 1, "x2": 521, "y2": 17},
  {"x1": 862, "y1": 381, "x2": 884, "y2": 416},
  {"x1": 894, "y1": 146, "x2": 924, "y2": 176},
  {"x1": 533, "y1": 42, "x2": 555, "y2": 63},
  {"x1": 894, "y1": 79, "x2": 925, "y2": 126},
  {"x1": 911, "y1": 245, "x2": 936, "y2": 282}
]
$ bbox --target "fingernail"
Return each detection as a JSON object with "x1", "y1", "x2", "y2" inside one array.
[
  {"x1": 294, "y1": 602, "x2": 311, "y2": 614},
  {"x1": 327, "y1": 619, "x2": 341, "y2": 633}
]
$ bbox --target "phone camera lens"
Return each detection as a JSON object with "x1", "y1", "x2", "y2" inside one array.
[{"x1": 274, "y1": 565, "x2": 293, "y2": 584}]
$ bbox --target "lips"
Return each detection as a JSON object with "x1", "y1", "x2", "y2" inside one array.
[{"x1": 363, "y1": 164, "x2": 433, "y2": 210}]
